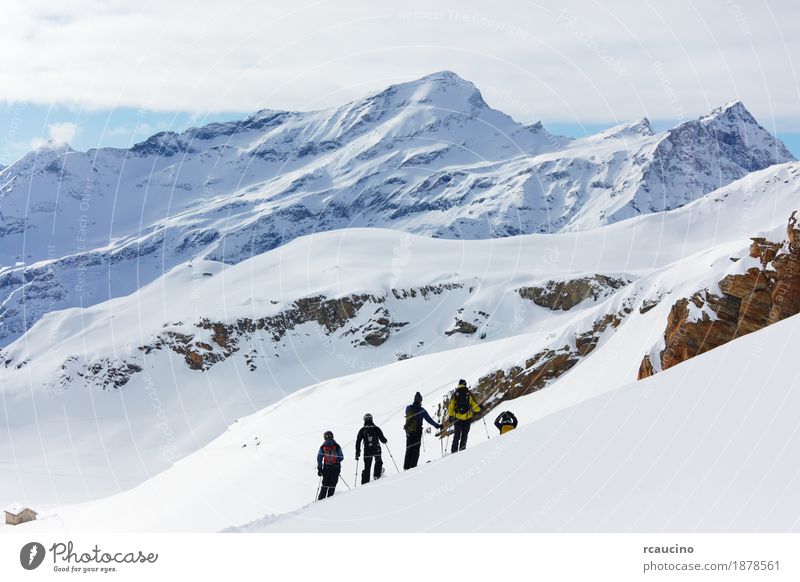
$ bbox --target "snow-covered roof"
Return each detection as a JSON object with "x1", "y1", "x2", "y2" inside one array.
[{"x1": 4, "y1": 503, "x2": 35, "y2": 516}]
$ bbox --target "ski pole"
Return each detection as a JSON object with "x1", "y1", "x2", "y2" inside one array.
[
  {"x1": 315, "y1": 475, "x2": 322, "y2": 502},
  {"x1": 383, "y1": 443, "x2": 400, "y2": 473},
  {"x1": 354, "y1": 457, "x2": 359, "y2": 489},
  {"x1": 482, "y1": 415, "x2": 491, "y2": 440},
  {"x1": 339, "y1": 474, "x2": 351, "y2": 490},
  {"x1": 439, "y1": 431, "x2": 444, "y2": 457}
]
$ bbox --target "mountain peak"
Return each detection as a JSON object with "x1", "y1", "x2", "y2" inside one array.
[
  {"x1": 31, "y1": 139, "x2": 74, "y2": 154},
  {"x1": 597, "y1": 117, "x2": 654, "y2": 140},
  {"x1": 700, "y1": 100, "x2": 756, "y2": 125},
  {"x1": 366, "y1": 70, "x2": 487, "y2": 113}
]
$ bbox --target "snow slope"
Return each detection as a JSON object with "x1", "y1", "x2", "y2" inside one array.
[
  {"x1": 253, "y1": 312, "x2": 800, "y2": 533},
  {"x1": 5, "y1": 162, "x2": 799, "y2": 531},
  {"x1": 15, "y1": 286, "x2": 800, "y2": 533},
  {"x1": 0, "y1": 72, "x2": 793, "y2": 346}
]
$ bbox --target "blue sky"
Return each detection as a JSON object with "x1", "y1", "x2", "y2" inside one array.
[{"x1": 1, "y1": 0, "x2": 798, "y2": 165}]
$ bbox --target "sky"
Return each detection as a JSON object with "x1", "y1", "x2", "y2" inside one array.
[{"x1": 1, "y1": 0, "x2": 799, "y2": 165}]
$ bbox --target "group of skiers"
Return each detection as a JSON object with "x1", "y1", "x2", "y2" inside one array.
[{"x1": 315, "y1": 379, "x2": 518, "y2": 501}]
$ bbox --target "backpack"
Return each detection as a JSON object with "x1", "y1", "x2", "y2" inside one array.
[
  {"x1": 365, "y1": 427, "x2": 376, "y2": 449},
  {"x1": 454, "y1": 389, "x2": 471, "y2": 415},
  {"x1": 404, "y1": 406, "x2": 420, "y2": 434},
  {"x1": 322, "y1": 443, "x2": 340, "y2": 466}
]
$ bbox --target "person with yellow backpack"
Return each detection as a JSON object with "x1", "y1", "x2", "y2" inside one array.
[
  {"x1": 446, "y1": 379, "x2": 481, "y2": 453},
  {"x1": 494, "y1": 410, "x2": 518, "y2": 434}
]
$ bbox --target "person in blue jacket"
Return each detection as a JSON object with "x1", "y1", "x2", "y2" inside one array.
[
  {"x1": 317, "y1": 430, "x2": 344, "y2": 500},
  {"x1": 403, "y1": 392, "x2": 441, "y2": 469}
]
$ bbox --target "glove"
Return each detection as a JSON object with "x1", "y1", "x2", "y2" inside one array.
[
  {"x1": 317, "y1": 468, "x2": 322, "y2": 476},
  {"x1": 355, "y1": 455, "x2": 360, "y2": 461},
  {"x1": 448, "y1": 416, "x2": 455, "y2": 423}
]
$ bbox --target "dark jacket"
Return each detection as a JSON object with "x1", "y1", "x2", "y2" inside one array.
[
  {"x1": 494, "y1": 411, "x2": 518, "y2": 433},
  {"x1": 355, "y1": 424, "x2": 387, "y2": 457},
  {"x1": 404, "y1": 403, "x2": 441, "y2": 434},
  {"x1": 317, "y1": 438, "x2": 344, "y2": 471}
]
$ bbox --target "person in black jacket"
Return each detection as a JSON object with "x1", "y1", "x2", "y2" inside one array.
[
  {"x1": 494, "y1": 410, "x2": 518, "y2": 435},
  {"x1": 403, "y1": 391, "x2": 441, "y2": 470},
  {"x1": 317, "y1": 430, "x2": 344, "y2": 500},
  {"x1": 355, "y1": 413, "x2": 388, "y2": 484}
]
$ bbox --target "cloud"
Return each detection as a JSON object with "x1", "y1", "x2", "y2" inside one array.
[
  {"x1": 46, "y1": 121, "x2": 77, "y2": 144},
  {"x1": 29, "y1": 121, "x2": 77, "y2": 148},
  {"x1": 0, "y1": 0, "x2": 798, "y2": 128}
]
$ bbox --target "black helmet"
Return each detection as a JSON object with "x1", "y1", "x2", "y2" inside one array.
[
  {"x1": 458, "y1": 379, "x2": 467, "y2": 388},
  {"x1": 363, "y1": 413, "x2": 373, "y2": 424},
  {"x1": 323, "y1": 430, "x2": 333, "y2": 440},
  {"x1": 414, "y1": 391, "x2": 423, "y2": 404}
]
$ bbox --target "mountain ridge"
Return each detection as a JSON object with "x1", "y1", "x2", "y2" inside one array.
[{"x1": 0, "y1": 71, "x2": 794, "y2": 347}]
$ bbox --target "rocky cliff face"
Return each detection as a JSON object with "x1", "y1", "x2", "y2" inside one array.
[
  {"x1": 639, "y1": 212, "x2": 800, "y2": 379},
  {"x1": 12, "y1": 283, "x2": 471, "y2": 391},
  {"x1": 141, "y1": 292, "x2": 404, "y2": 373},
  {"x1": 518, "y1": 274, "x2": 630, "y2": 311}
]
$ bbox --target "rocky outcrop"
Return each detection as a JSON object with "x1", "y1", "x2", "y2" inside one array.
[
  {"x1": 639, "y1": 212, "x2": 800, "y2": 379},
  {"x1": 56, "y1": 356, "x2": 143, "y2": 390},
  {"x1": 445, "y1": 320, "x2": 478, "y2": 336},
  {"x1": 142, "y1": 293, "x2": 391, "y2": 371},
  {"x1": 390, "y1": 283, "x2": 463, "y2": 300},
  {"x1": 519, "y1": 274, "x2": 630, "y2": 311},
  {"x1": 444, "y1": 308, "x2": 489, "y2": 337},
  {"x1": 44, "y1": 283, "x2": 463, "y2": 388}
]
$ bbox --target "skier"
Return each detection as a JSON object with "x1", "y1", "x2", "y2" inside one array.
[
  {"x1": 355, "y1": 414, "x2": 388, "y2": 484},
  {"x1": 317, "y1": 430, "x2": 344, "y2": 500},
  {"x1": 403, "y1": 391, "x2": 441, "y2": 470},
  {"x1": 446, "y1": 379, "x2": 481, "y2": 453},
  {"x1": 494, "y1": 410, "x2": 518, "y2": 435}
]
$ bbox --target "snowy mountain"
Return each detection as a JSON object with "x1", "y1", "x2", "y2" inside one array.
[
  {"x1": 3, "y1": 161, "x2": 799, "y2": 529},
  {"x1": 0, "y1": 72, "x2": 793, "y2": 346}
]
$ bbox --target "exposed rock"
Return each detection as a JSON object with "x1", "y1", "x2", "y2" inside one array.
[
  {"x1": 638, "y1": 355, "x2": 654, "y2": 378},
  {"x1": 135, "y1": 285, "x2": 457, "y2": 375},
  {"x1": 639, "y1": 212, "x2": 800, "y2": 379},
  {"x1": 359, "y1": 315, "x2": 393, "y2": 347},
  {"x1": 60, "y1": 357, "x2": 143, "y2": 390},
  {"x1": 445, "y1": 319, "x2": 478, "y2": 336},
  {"x1": 390, "y1": 283, "x2": 463, "y2": 300},
  {"x1": 639, "y1": 296, "x2": 662, "y2": 314},
  {"x1": 518, "y1": 274, "x2": 630, "y2": 311}
]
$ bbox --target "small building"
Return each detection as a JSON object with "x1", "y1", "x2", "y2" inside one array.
[{"x1": 4, "y1": 504, "x2": 37, "y2": 526}]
